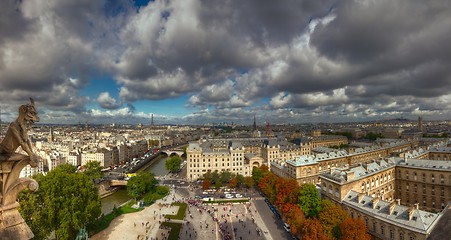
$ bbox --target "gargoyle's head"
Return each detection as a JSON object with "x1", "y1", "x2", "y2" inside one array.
[{"x1": 19, "y1": 98, "x2": 40, "y2": 125}]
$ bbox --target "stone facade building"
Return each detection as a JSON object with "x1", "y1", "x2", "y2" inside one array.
[
  {"x1": 342, "y1": 190, "x2": 448, "y2": 240},
  {"x1": 271, "y1": 140, "x2": 412, "y2": 185},
  {"x1": 317, "y1": 145, "x2": 451, "y2": 240},
  {"x1": 186, "y1": 141, "x2": 260, "y2": 180}
]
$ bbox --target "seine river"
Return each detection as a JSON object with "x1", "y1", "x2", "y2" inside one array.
[{"x1": 100, "y1": 155, "x2": 169, "y2": 214}]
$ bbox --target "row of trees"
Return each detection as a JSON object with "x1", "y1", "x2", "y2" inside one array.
[
  {"x1": 253, "y1": 166, "x2": 370, "y2": 240},
  {"x1": 201, "y1": 170, "x2": 254, "y2": 189}
]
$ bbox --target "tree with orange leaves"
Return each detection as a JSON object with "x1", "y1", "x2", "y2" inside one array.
[
  {"x1": 258, "y1": 172, "x2": 277, "y2": 201},
  {"x1": 318, "y1": 200, "x2": 348, "y2": 239},
  {"x1": 301, "y1": 218, "x2": 329, "y2": 240},
  {"x1": 275, "y1": 178, "x2": 300, "y2": 207},
  {"x1": 338, "y1": 217, "x2": 371, "y2": 240},
  {"x1": 282, "y1": 203, "x2": 305, "y2": 238},
  {"x1": 260, "y1": 164, "x2": 269, "y2": 172},
  {"x1": 202, "y1": 179, "x2": 211, "y2": 189},
  {"x1": 229, "y1": 177, "x2": 238, "y2": 188}
]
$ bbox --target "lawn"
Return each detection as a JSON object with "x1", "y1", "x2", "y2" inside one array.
[
  {"x1": 161, "y1": 222, "x2": 182, "y2": 240},
  {"x1": 165, "y1": 202, "x2": 188, "y2": 220}
]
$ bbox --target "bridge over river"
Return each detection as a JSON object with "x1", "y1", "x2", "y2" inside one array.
[
  {"x1": 159, "y1": 148, "x2": 185, "y2": 157},
  {"x1": 101, "y1": 150, "x2": 186, "y2": 214}
]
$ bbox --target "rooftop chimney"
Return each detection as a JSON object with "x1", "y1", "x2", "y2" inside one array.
[
  {"x1": 358, "y1": 193, "x2": 365, "y2": 203},
  {"x1": 372, "y1": 198, "x2": 380, "y2": 209},
  {"x1": 346, "y1": 171, "x2": 355, "y2": 181},
  {"x1": 408, "y1": 206, "x2": 416, "y2": 220},
  {"x1": 389, "y1": 202, "x2": 396, "y2": 215}
]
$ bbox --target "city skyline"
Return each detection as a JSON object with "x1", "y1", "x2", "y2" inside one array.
[{"x1": 1, "y1": 0, "x2": 451, "y2": 125}]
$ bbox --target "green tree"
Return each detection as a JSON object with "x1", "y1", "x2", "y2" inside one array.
[
  {"x1": 236, "y1": 174, "x2": 245, "y2": 187},
  {"x1": 18, "y1": 175, "x2": 50, "y2": 240},
  {"x1": 298, "y1": 184, "x2": 321, "y2": 218},
  {"x1": 244, "y1": 176, "x2": 255, "y2": 188},
  {"x1": 211, "y1": 171, "x2": 220, "y2": 184},
  {"x1": 203, "y1": 171, "x2": 212, "y2": 181},
  {"x1": 214, "y1": 180, "x2": 222, "y2": 189},
  {"x1": 252, "y1": 167, "x2": 264, "y2": 184},
  {"x1": 19, "y1": 164, "x2": 101, "y2": 240},
  {"x1": 220, "y1": 170, "x2": 234, "y2": 184},
  {"x1": 83, "y1": 161, "x2": 104, "y2": 182},
  {"x1": 363, "y1": 132, "x2": 384, "y2": 140},
  {"x1": 165, "y1": 156, "x2": 182, "y2": 173},
  {"x1": 127, "y1": 172, "x2": 158, "y2": 201}
]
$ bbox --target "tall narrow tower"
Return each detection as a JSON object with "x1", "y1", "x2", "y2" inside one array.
[
  {"x1": 0, "y1": 105, "x2": 2, "y2": 138},
  {"x1": 49, "y1": 127, "x2": 54, "y2": 142},
  {"x1": 253, "y1": 114, "x2": 257, "y2": 131},
  {"x1": 151, "y1": 114, "x2": 154, "y2": 128},
  {"x1": 418, "y1": 116, "x2": 423, "y2": 132}
]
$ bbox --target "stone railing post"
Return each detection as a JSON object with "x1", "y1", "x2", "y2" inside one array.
[{"x1": 0, "y1": 153, "x2": 38, "y2": 240}]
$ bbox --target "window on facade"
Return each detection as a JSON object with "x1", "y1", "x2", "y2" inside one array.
[
  {"x1": 422, "y1": 174, "x2": 426, "y2": 182},
  {"x1": 381, "y1": 225, "x2": 384, "y2": 235},
  {"x1": 390, "y1": 229, "x2": 394, "y2": 240},
  {"x1": 399, "y1": 232, "x2": 404, "y2": 240},
  {"x1": 431, "y1": 174, "x2": 435, "y2": 183},
  {"x1": 441, "y1": 175, "x2": 445, "y2": 184}
]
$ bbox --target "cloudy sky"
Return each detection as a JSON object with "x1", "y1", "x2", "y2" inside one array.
[{"x1": 1, "y1": 0, "x2": 450, "y2": 125}]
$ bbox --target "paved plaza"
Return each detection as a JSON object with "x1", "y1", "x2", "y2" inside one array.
[
  {"x1": 179, "y1": 200, "x2": 271, "y2": 240},
  {"x1": 91, "y1": 187, "x2": 274, "y2": 240}
]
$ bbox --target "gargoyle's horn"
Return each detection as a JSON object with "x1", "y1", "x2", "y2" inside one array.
[{"x1": 30, "y1": 98, "x2": 35, "y2": 106}]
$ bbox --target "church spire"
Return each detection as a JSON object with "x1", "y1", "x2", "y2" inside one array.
[{"x1": 253, "y1": 114, "x2": 257, "y2": 131}]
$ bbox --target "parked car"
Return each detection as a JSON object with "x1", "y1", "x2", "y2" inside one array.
[
  {"x1": 283, "y1": 223, "x2": 291, "y2": 232},
  {"x1": 235, "y1": 194, "x2": 243, "y2": 198}
]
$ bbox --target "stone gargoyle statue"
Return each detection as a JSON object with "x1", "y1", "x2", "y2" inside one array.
[
  {"x1": 0, "y1": 98, "x2": 39, "y2": 167},
  {"x1": 0, "y1": 98, "x2": 40, "y2": 239}
]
